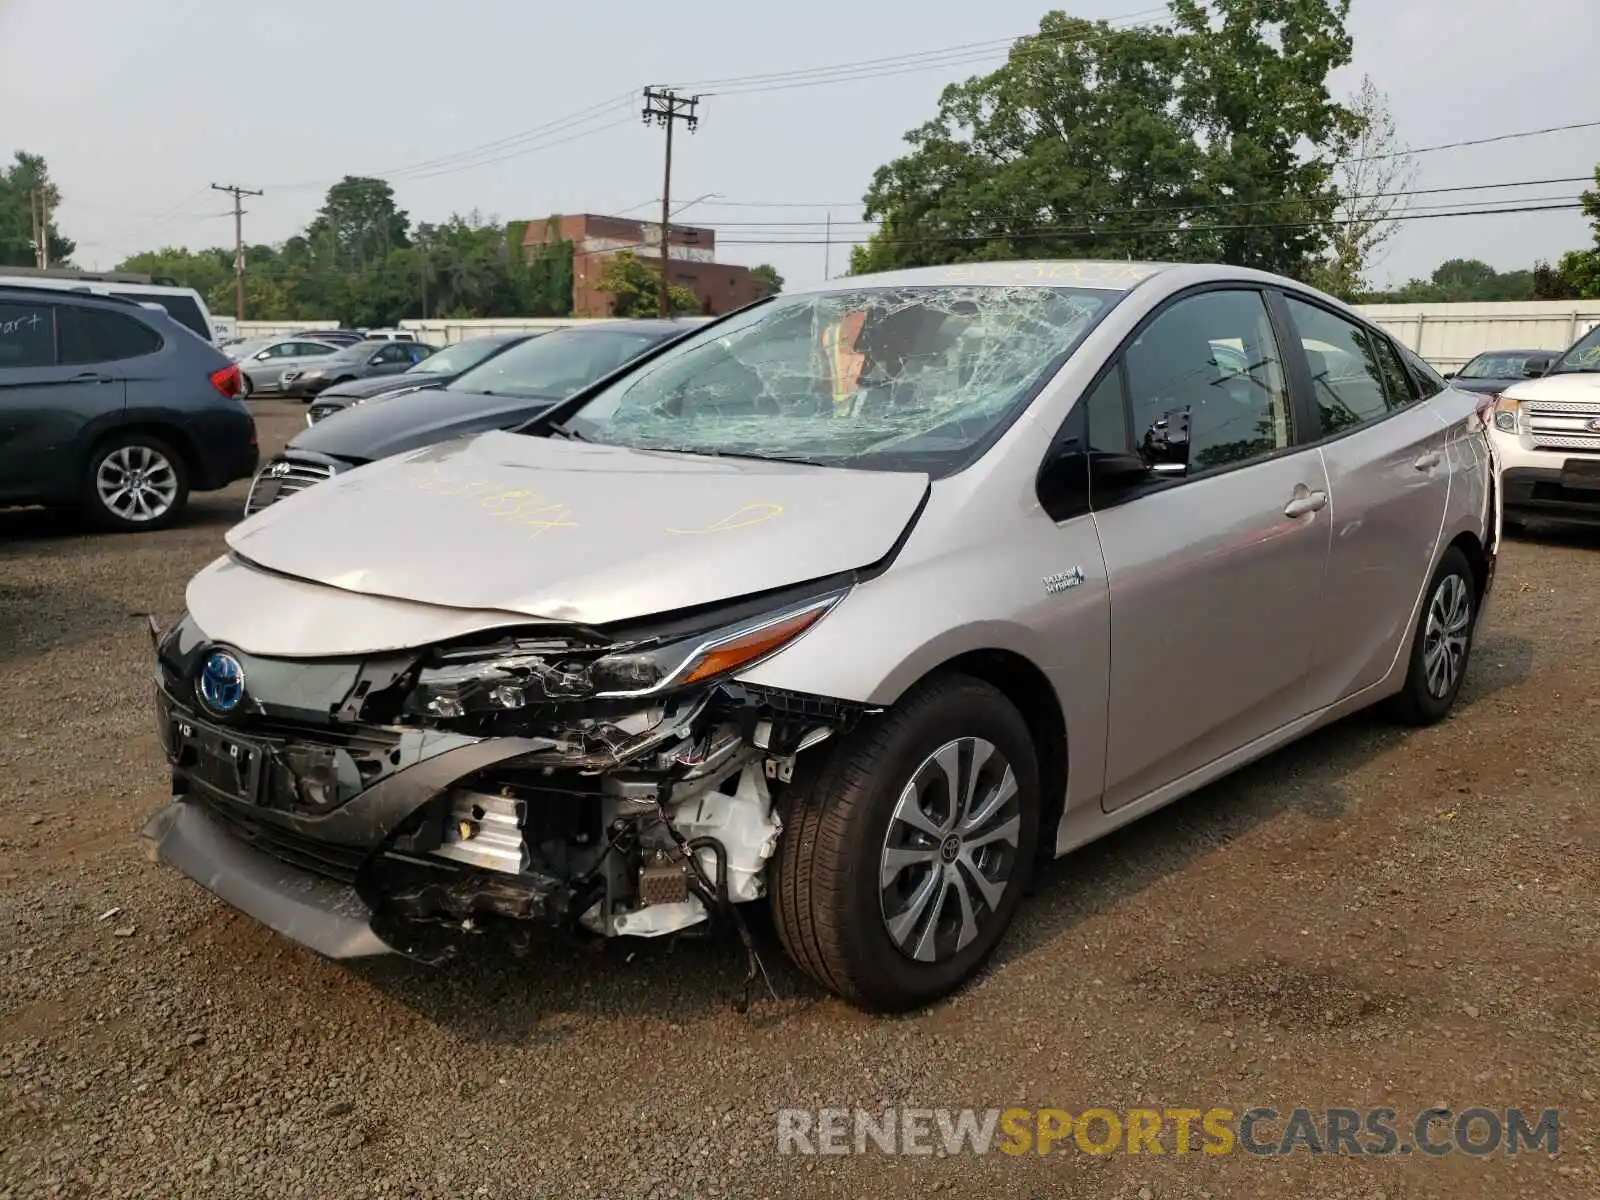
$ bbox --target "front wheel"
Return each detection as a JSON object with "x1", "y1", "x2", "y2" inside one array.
[
  {"x1": 771, "y1": 676, "x2": 1040, "y2": 1011},
  {"x1": 239, "y1": 373, "x2": 254, "y2": 399},
  {"x1": 1386, "y1": 545, "x2": 1477, "y2": 726},
  {"x1": 83, "y1": 434, "x2": 190, "y2": 531}
]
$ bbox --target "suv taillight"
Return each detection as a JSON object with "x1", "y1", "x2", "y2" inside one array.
[{"x1": 209, "y1": 363, "x2": 242, "y2": 398}]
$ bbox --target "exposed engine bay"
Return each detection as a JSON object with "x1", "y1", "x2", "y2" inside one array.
[{"x1": 148, "y1": 581, "x2": 869, "y2": 993}]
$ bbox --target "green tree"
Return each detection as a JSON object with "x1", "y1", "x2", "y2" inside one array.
[
  {"x1": 305, "y1": 176, "x2": 411, "y2": 272},
  {"x1": 851, "y1": 1, "x2": 1356, "y2": 279},
  {"x1": 1548, "y1": 165, "x2": 1600, "y2": 299},
  {"x1": 597, "y1": 251, "x2": 698, "y2": 316},
  {"x1": 750, "y1": 263, "x2": 784, "y2": 295},
  {"x1": 1370, "y1": 258, "x2": 1540, "y2": 303},
  {"x1": 0, "y1": 151, "x2": 75, "y2": 267}
]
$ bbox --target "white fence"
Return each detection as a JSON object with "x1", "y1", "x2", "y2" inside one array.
[
  {"x1": 1350, "y1": 301, "x2": 1600, "y2": 371},
  {"x1": 223, "y1": 302, "x2": 1600, "y2": 367}
]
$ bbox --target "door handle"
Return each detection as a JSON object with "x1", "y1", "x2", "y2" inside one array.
[
  {"x1": 1413, "y1": 450, "x2": 1442, "y2": 471},
  {"x1": 1283, "y1": 488, "x2": 1328, "y2": 518},
  {"x1": 71, "y1": 372, "x2": 113, "y2": 384}
]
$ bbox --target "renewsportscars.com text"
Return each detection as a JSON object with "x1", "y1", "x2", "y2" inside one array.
[{"x1": 776, "y1": 1106, "x2": 1559, "y2": 1158}]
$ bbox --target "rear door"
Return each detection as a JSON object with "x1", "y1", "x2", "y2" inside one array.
[
  {"x1": 0, "y1": 299, "x2": 128, "y2": 502},
  {"x1": 1273, "y1": 293, "x2": 1452, "y2": 709}
]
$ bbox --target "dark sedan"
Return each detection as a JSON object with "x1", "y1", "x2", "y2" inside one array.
[
  {"x1": 243, "y1": 320, "x2": 691, "y2": 515},
  {"x1": 305, "y1": 332, "x2": 542, "y2": 426},
  {"x1": 1445, "y1": 348, "x2": 1556, "y2": 395}
]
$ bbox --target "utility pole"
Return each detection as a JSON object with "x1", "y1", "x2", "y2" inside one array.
[
  {"x1": 29, "y1": 188, "x2": 51, "y2": 269},
  {"x1": 823, "y1": 212, "x2": 832, "y2": 281},
  {"x1": 211, "y1": 182, "x2": 263, "y2": 322},
  {"x1": 641, "y1": 87, "x2": 700, "y2": 317}
]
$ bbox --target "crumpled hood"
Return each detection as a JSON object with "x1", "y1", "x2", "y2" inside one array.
[
  {"x1": 287, "y1": 387, "x2": 556, "y2": 462},
  {"x1": 1501, "y1": 372, "x2": 1600, "y2": 403},
  {"x1": 225, "y1": 430, "x2": 929, "y2": 625}
]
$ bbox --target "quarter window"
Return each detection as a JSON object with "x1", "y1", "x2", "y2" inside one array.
[
  {"x1": 1122, "y1": 289, "x2": 1293, "y2": 473},
  {"x1": 1370, "y1": 335, "x2": 1418, "y2": 409},
  {"x1": 0, "y1": 303, "x2": 55, "y2": 367},
  {"x1": 1282, "y1": 297, "x2": 1401, "y2": 435},
  {"x1": 57, "y1": 305, "x2": 162, "y2": 364},
  {"x1": 1404, "y1": 349, "x2": 1447, "y2": 398}
]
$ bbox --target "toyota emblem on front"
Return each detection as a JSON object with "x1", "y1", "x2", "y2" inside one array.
[
  {"x1": 1587, "y1": 417, "x2": 1600, "y2": 433},
  {"x1": 196, "y1": 649, "x2": 246, "y2": 716}
]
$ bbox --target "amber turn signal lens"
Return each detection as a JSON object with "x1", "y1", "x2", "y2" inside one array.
[{"x1": 679, "y1": 607, "x2": 829, "y2": 685}]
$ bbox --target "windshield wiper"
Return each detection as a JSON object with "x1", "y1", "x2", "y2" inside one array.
[{"x1": 545, "y1": 420, "x2": 590, "y2": 441}]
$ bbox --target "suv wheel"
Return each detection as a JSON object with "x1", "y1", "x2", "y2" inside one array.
[
  {"x1": 85, "y1": 435, "x2": 189, "y2": 531},
  {"x1": 1386, "y1": 545, "x2": 1477, "y2": 726},
  {"x1": 771, "y1": 676, "x2": 1040, "y2": 1011}
]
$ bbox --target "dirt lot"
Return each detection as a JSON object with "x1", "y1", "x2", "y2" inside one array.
[{"x1": 1, "y1": 399, "x2": 1597, "y2": 1199}]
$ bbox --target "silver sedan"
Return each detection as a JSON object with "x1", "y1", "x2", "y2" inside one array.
[
  {"x1": 145, "y1": 260, "x2": 1495, "y2": 1012},
  {"x1": 233, "y1": 338, "x2": 345, "y2": 397}
]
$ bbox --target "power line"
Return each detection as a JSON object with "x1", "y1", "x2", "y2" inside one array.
[
  {"x1": 667, "y1": 7, "x2": 1169, "y2": 96},
  {"x1": 1338, "y1": 119, "x2": 1600, "y2": 165},
  {"x1": 689, "y1": 182, "x2": 1598, "y2": 229},
  {"x1": 709, "y1": 201, "x2": 1587, "y2": 246},
  {"x1": 262, "y1": 93, "x2": 639, "y2": 191},
  {"x1": 695, "y1": 174, "x2": 1600, "y2": 214}
]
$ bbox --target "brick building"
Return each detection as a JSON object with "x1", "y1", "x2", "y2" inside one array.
[{"x1": 521, "y1": 213, "x2": 769, "y2": 318}]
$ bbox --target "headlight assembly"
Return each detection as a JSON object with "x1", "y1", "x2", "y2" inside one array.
[{"x1": 406, "y1": 592, "x2": 843, "y2": 720}]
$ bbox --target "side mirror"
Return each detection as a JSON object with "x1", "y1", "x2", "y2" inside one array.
[
  {"x1": 1139, "y1": 407, "x2": 1191, "y2": 476},
  {"x1": 1524, "y1": 363, "x2": 1548, "y2": 378},
  {"x1": 1442, "y1": 371, "x2": 1456, "y2": 380},
  {"x1": 253, "y1": 350, "x2": 271, "y2": 361}
]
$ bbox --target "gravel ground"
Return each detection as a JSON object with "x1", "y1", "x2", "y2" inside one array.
[{"x1": 1, "y1": 399, "x2": 1597, "y2": 1199}]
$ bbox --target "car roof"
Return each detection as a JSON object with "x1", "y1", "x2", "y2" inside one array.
[
  {"x1": 0, "y1": 283, "x2": 150, "y2": 310},
  {"x1": 784, "y1": 259, "x2": 1179, "y2": 295},
  {"x1": 1467, "y1": 347, "x2": 1550, "y2": 357}
]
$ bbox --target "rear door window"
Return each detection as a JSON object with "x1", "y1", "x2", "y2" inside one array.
[
  {"x1": 1281, "y1": 296, "x2": 1401, "y2": 436},
  {"x1": 57, "y1": 305, "x2": 163, "y2": 364},
  {"x1": 0, "y1": 302, "x2": 56, "y2": 367}
]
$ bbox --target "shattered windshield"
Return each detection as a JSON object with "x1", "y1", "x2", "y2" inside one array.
[
  {"x1": 1550, "y1": 325, "x2": 1600, "y2": 375},
  {"x1": 556, "y1": 285, "x2": 1117, "y2": 474}
]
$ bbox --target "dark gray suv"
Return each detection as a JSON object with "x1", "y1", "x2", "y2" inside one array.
[{"x1": 0, "y1": 285, "x2": 258, "y2": 531}]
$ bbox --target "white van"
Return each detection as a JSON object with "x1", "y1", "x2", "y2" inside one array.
[
  {"x1": 359, "y1": 328, "x2": 418, "y2": 342},
  {"x1": 0, "y1": 268, "x2": 218, "y2": 344}
]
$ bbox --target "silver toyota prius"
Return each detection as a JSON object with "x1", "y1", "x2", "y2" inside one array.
[{"x1": 144, "y1": 261, "x2": 1497, "y2": 1012}]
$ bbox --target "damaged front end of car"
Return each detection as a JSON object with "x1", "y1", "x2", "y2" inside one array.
[{"x1": 141, "y1": 580, "x2": 869, "y2": 978}]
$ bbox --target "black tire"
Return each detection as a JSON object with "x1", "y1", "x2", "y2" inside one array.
[
  {"x1": 239, "y1": 373, "x2": 254, "y2": 399},
  {"x1": 771, "y1": 675, "x2": 1041, "y2": 1012},
  {"x1": 1385, "y1": 545, "x2": 1477, "y2": 726},
  {"x1": 83, "y1": 433, "x2": 190, "y2": 532}
]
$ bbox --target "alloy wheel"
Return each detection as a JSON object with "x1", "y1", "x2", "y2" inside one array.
[
  {"x1": 1422, "y1": 573, "x2": 1472, "y2": 699},
  {"x1": 879, "y1": 736, "x2": 1022, "y2": 963},
  {"x1": 96, "y1": 444, "x2": 179, "y2": 524}
]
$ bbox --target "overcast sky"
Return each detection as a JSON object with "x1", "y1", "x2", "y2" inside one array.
[{"x1": 2, "y1": 0, "x2": 1596, "y2": 291}]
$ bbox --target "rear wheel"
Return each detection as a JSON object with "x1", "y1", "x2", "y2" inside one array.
[
  {"x1": 1386, "y1": 546, "x2": 1477, "y2": 726},
  {"x1": 83, "y1": 434, "x2": 190, "y2": 531},
  {"x1": 771, "y1": 676, "x2": 1040, "y2": 1011}
]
